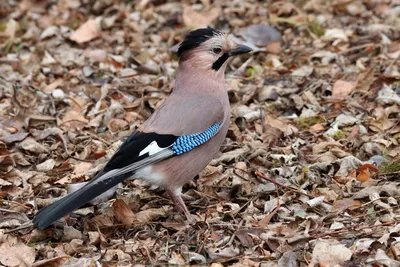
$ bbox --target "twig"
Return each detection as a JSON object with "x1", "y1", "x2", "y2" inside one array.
[
  {"x1": 0, "y1": 58, "x2": 19, "y2": 64},
  {"x1": 350, "y1": 197, "x2": 381, "y2": 210},
  {"x1": 84, "y1": 130, "x2": 111, "y2": 146},
  {"x1": 0, "y1": 208, "x2": 19, "y2": 213},
  {"x1": 255, "y1": 171, "x2": 333, "y2": 205},
  {"x1": 379, "y1": 170, "x2": 400, "y2": 176},
  {"x1": 309, "y1": 221, "x2": 395, "y2": 239},
  {"x1": 352, "y1": 207, "x2": 394, "y2": 219},
  {"x1": 4, "y1": 222, "x2": 33, "y2": 234},
  {"x1": 0, "y1": 200, "x2": 31, "y2": 210},
  {"x1": 337, "y1": 43, "x2": 374, "y2": 55}
]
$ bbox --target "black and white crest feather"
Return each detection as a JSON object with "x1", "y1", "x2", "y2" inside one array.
[{"x1": 178, "y1": 28, "x2": 221, "y2": 57}]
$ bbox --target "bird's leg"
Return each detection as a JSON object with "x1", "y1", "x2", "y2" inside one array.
[{"x1": 166, "y1": 189, "x2": 195, "y2": 224}]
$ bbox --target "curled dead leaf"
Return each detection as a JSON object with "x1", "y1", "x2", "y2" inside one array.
[
  {"x1": 107, "y1": 118, "x2": 129, "y2": 133},
  {"x1": 113, "y1": 199, "x2": 136, "y2": 225},
  {"x1": 18, "y1": 138, "x2": 48, "y2": 154}
]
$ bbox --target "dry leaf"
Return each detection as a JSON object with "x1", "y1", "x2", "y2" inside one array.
[
  {"x1": 356, "y1": 163, "x2": 378, "y2": 182},
  {"x1": 311, "y1": 239, "x2": 352, "y2": 265},
  {"x1": 264, "y1": 115, "x2": 298, "y2": 136},
  {"x1": 58, "y1": 110, "x2": 89, "y2": 130},
  {"x1": 0, "y1": 236, "x2": 35, "y2": 267},
  {"x1": 5, "y1": 19, "x2": 18, "y2": 39},
  {"x1": 278, "y1": 251, "x2": 298, "y2": 267},
  {"x1": 107, "y1": 118, "x2": 128, "y2": 133},
  {"x1": 239, "y1": 24, "x2": 281, "y2": 47},
  {"x1": 32, "y1": 256, "x2": 70, "y2": 267},
  {"x1": 182, "y1": 5, "x2": 221, "y2": 28},
  {"x1": 0, "y1": 132, "x2": 29, "y2": 144},
  {"x1": 134, "y1": 206, "x2": 171, "y2": 224},
  {"x1": 113, "y1": 199, "x2": 136, "y2": 225},
  {"x1": 332, "y1": 80, "x2": 355, "y2": 100},
  {"x1": 331, "y1": 198, "x2": 359, "y2": 213},
  {"x1": 70, "y1": 18, "x2": 100, "y2": 44},
  {"x1": 235, "y1": 228, "x2": 263, "y2": 247},
  {"x1": 18, "y1": 137, "x2": 48, "y2": 154}
]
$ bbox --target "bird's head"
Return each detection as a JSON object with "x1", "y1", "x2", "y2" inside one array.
[{"x1": 178, "y1": 28, "x2": 252, "y2": 75}]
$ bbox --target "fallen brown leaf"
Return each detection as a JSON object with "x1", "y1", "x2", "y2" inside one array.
[
  {"x1": 32, "y1": 256, "x2": 70, "y2": 267},
  {"x1": 356, "y1": 164, "x2": 379, "y2": 182},
  {"x1": 0, "y1": 235, "x2": 35, "y2": 267},
  {"x1": 113, "y1": 199, "x2": 136, "y2": 225},
  {"x1": 182, "y1": 5, "x2": 220, "y2": 28},
  {"x1": 69, "y1": 18, "x2": 100, "y2": 44},
  {"x1": 332, "y1": 80, "x2": 355, "y2": 100}
]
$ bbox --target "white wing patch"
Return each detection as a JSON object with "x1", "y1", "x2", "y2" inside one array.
[{"x1": 139, "y1": 141, "x2": 164, "y2": 156}]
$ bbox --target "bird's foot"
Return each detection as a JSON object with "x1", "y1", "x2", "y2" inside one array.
[{"x1": 166, "y1": 188, "x2": 196, "y2": 225}]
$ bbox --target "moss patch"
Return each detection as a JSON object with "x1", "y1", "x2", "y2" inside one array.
[
  {"x1": 0, "y1": 22, "x2": 7, "y2": 32},
  {"x1": 331, "y1": 130, "x2": 347, "y2": 139},
  {"x1": 308, "y1": 21, "x2": 325, "y2": 37},
  {"x1": 380, "y1": 159, "x2": 400, "y2": 174},
  {"x1": 246, "y1": 66, "x2": 262, "y2": 77},
  {"x1": 297, "y1": 116, "x2": 325, "y2": 129}
]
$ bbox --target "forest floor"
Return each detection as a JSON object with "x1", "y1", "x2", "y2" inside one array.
[{"x1": 0, "y1": 0, "x2": 400, "y2": 266}]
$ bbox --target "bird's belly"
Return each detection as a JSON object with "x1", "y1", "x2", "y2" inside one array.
[
  {"x1": 134, "y1": 121, "x2": 229, "y2": 190},
  {"x1": 133, "y1": 165, "x2": 166, "y2": 185}
]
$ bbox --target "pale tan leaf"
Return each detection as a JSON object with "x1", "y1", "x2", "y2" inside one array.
[
  {"x1": 332, "y1": 80, "x2": 355, "y2": 100},
  {"x1": 70, "y1": 19, "x2": 100, "y2": 44},
  {"x1": 0, "y1": 236, "x2": 35, "y2": 267},
  {"x1": 182, "y1": 5, "x2": 220, "y2": 28}
]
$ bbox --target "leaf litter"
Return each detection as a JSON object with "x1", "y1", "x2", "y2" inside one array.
[{"x1": 0, "y1": 0, "x2": 400, "y2": 266}]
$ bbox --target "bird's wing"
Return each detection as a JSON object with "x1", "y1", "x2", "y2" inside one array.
[
  {"x1": 140, "y1": 93, "x2": 226, "y2": 136},
  {"x1": 33, "y1": 94, "x2": 225, "y2": 230}
]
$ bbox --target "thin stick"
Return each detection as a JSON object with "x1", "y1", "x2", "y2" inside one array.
[
  {"x1": 0, "y1": 200, "x2": 31, "y2": 210},
  {"x1": 337, "y1": 43, "x2": 374, "y2": 55},
  {"x1": 0, "y1": 208, "x2": 19, "y2": 213},
  {"x1": 352, "y1": 207, "x2": 394, "y2": 219},
  {"x1": 310, "y1": 221, "x2": 395, "y2": 239},
  {"x1": 255, "y1": 171, "x2": 333, "y2": 205},
  {"x1": 4, "y1": 222, "x2": 33, "y2": 233}
]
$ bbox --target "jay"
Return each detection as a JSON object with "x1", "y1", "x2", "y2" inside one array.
[{"x1": 33, "y1": 28, "x2": 252, "y2": 230}]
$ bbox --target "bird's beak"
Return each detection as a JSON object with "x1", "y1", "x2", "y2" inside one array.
[{"x1": 228, "y1": 44, "x2": 253, "y2": 57}]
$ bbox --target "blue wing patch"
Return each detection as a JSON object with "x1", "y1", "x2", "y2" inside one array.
[{"x1": 172, "y1": 122, "x2": 222, "y2": 155}]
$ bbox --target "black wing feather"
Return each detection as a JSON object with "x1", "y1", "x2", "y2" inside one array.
[
  {"x1": 104, "y1": 131, "x2": 178, "y2": 171},
  {"x1": 33, "y1": 131, "x2": 179, "y2": 229},
  {"x1": 33, "y1": 172, "x2": 132, "y2": 230}
]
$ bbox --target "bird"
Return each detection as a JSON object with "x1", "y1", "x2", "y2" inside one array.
[{"x1": 33, "y1": 28, "x2": 252, "y2": 230}]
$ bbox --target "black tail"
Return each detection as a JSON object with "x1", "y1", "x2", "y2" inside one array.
[{"x1": 33, "y1": 172, "x2": 132, "y2": 230}]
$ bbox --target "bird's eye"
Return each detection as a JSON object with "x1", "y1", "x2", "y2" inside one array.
[{"x1": 212, "y1": 47, "x2": 222, "y2": 54}]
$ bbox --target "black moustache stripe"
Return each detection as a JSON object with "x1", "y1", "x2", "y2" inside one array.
[{"x1": 212, "y1": 53, "x2": 229, "y2": 71}]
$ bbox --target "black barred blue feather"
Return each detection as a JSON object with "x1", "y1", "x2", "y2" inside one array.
[
  {"x1": 172, "y1": 122, "x2": 222, "y2": 155},
  {"x1": 33, "y1": 121, "x2": 223, "y2": 230}
]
